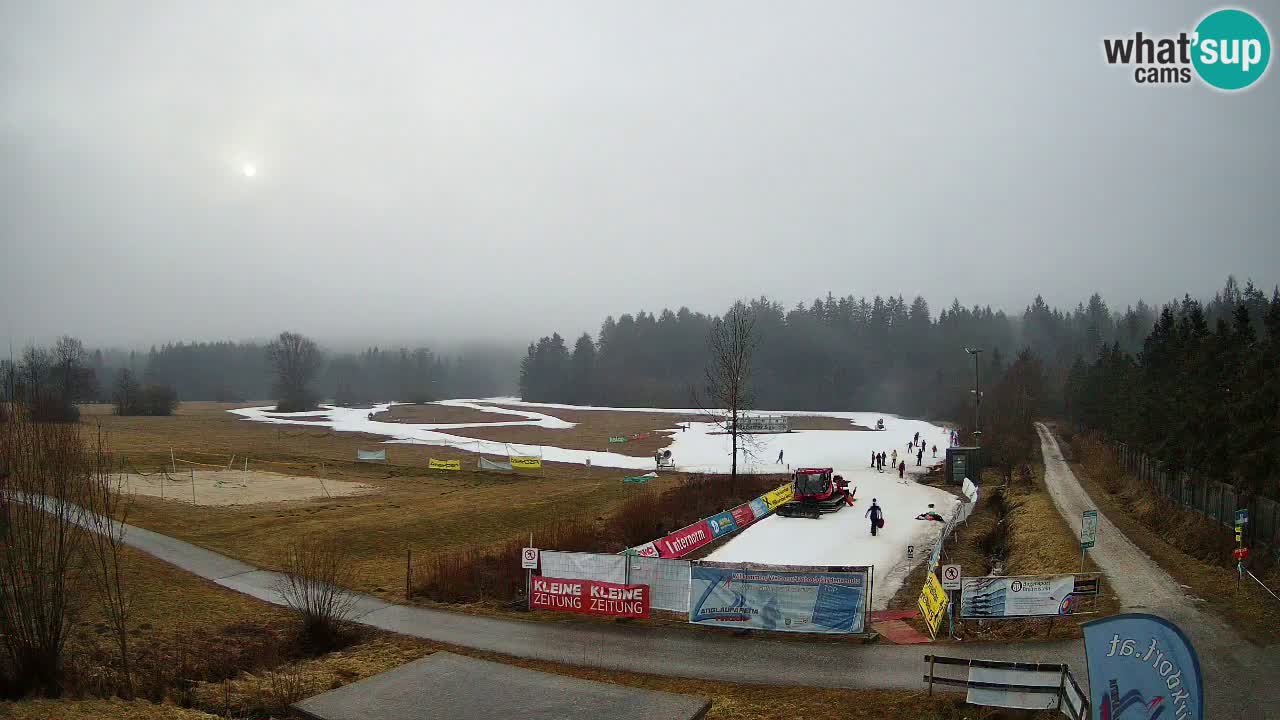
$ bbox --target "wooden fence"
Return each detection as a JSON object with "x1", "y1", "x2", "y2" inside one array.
[{"x1": 1114, "y1": 442, "x2": 1279, "y2": 556}]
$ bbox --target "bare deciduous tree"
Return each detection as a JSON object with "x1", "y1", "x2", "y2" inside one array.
[
  {"x1": 82, "y1": 426, "x2": 134, "y2": 695},
  {"x1": 266, "y1": 332, "x2": 323, "y2": 412},
  {"x1": 697, "y1": 301, "x2": 758, "y2": 494},
  {"x1": 0, "y1": 407, "x2": 89, "y2": 695},
  {"x1": 274, "y1": 535, "x2": 357, "y2": 648}
]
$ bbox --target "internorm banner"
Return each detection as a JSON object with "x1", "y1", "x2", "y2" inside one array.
[
  {"x1": 960, "y1": 575, "x2": 1078, "y2": 619},
  {"x1": 428, "y1": 458, "x2": 461, "y2": 471},
  {"x1": 509, "y1": 456, "x2": 542, "y2": 469},
  {"x1": 688, "y1": 562, "x2": 869, "y2": 634}
]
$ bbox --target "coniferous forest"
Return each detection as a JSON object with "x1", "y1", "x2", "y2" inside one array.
[{"x1": 520, "y1": 278, "x2": 1280, "y2": 494}]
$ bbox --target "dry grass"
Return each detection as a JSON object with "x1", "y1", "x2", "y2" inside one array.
[
  {"x1": 444, "y1": 405, "x2": 703, "y2": 457},
  {"x1": 79, "y1": 402, "x2": 689, "y2": 599},
  {"x1": 887, "y1": 464, "x2": 1119, "y2": 643},
  {"x1": 19, "y1": 540, "x2": 1049, "y2": 720},
  {"x1": 1067, "y1": 431, "x2": 1280, "y2": 644},
  {"x1": 0, "y1": 699, "x2": 224, "y2": 719},
  {"x1": 370, "y1": 403, "x2": 511, "y2": 425}
]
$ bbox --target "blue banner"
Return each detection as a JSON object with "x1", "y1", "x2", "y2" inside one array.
[
  {"x1": 689, "y1": 563, "x2": 867, "y2": 634},
  {"x1": 1082, "y1": 614, "x2": 1203, "y2": 720},
  {"x1": 705, "y1": 511, "x2": 737, "y2": 537}
]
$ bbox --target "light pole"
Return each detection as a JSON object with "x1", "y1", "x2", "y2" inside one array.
[{"x1": 964, "y1": 347, "x2": 983, "y2": 445}]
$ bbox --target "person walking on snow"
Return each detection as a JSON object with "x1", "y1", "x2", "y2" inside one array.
[
  {"x1": 898, "y1": 460, "x2": 906, "y2": 479},
  {"x1": 932, "y1": 444, "x2": 937, "y2": 458},
  {"x1": 871, "y1": 451, "x2": 876, "y2": 468},
  {"x1": 916, "y1": 448, "x2": 924, "y2": 466},
  {"x1": 891, "y1": 449, "x2": 898, "y2": 467},
  {"x1": 914, "y1": 431, "x2": 919, "y2": 444},
  {"x1": 866, "y1": 498, "x2": 883, "y2": 536},
  {"x1": 777, "y1": 449, "x2": 784, "y2": 464}
]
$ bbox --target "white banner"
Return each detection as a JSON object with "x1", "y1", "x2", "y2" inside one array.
[
  {"x1": 962, "y1": 477, "x2": 979, "y2": 505},
  {"x1": 356, "y1": 449, "x2": 386, "y2": 461},
  {"x1": 960, "y1": 575, "x2": 1078, "y2": 619},
  {"x1": 966, "y1": 667, "x2": 1061, "y2": 711},
  {"x1": 539, "y1": 551, "x2": 626, "y2": 585},
  {"x1": 479, "y1": 457, "x2": 513, "y2": 470}
]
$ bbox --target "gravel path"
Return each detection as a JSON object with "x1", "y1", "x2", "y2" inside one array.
[{"x1": 1036, "y1": 423, "x2": 1278, "y2": 719}]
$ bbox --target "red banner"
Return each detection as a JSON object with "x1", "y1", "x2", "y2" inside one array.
[
  {"x1": 656, "y1": 519, "x2": 714, "y2": 558},
  {"x1": 531, "y1": 576, "x2": 649, "y2": 618},
  {"x1": 729, "y1": 503, "x2": 756, "y2": 529}
]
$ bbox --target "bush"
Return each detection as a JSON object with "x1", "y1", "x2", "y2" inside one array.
[
  {"x1": 413, "y1": 472, "x2": 787, "y2": 603},
  {"x1": 274, "y1": 535, "x2": 358, "y2": 649}
]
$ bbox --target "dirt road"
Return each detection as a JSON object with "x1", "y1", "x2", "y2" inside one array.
[{"x1": 1036, "y1": 423, "x2": 1278, "y2": 719}]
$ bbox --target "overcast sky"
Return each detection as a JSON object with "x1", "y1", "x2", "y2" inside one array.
[{"x1": 3, "y1": 1, "x2": 1277, "y2": 348}]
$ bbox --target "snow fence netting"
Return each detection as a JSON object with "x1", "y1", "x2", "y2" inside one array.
[{"x1": 626, "y1": 556, "x2": 691, "y2": 613}]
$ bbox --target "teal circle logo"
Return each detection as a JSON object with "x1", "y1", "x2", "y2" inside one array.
[{"x1": 1192, "y1": 8, "x2": 1271, "y2": 90}]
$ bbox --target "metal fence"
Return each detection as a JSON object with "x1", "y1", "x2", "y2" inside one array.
[
  {"x1": 539, "y1": 550, "x2": 690, "y2": 613},
  {"x1": 1114, "y1": 442, "x2": 1280, "y2": 555}
]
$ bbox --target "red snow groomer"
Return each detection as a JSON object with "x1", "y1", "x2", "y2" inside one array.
[{"x1": 776, "y1": 467, "x2": 855, "y2": 519}]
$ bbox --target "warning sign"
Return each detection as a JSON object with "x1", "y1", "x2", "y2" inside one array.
[
  {"x1": 521, "y1": 547, "x2": 539, "y2": 570},
  {"x1": 941, "y1": 564, "x2": 962, "y2": 590}
]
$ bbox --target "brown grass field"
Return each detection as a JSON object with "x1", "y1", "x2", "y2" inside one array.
[
  {"x1": 1062, "y1": 430, "x2": 1280, "y2": 644},
  {"x1": 369, "y1": 402, "x2": 513, "y2": 425},
  {"x1": 79, "y1": 402, "x2": 689, "y2": 598},
  {"x1": 7, "y1": 542, "x2": 1053, "y2": 720},
  {"x1": 888, "y1": 463, "x2": 1119, "y2": 642}
]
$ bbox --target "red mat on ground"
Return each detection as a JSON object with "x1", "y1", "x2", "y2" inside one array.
[
  {"x1": 872, "y1": 619, "x2": 932, "y2": 645},
  {"x1": 869, "y1": 609, "x2": 919, "y2": 622}
]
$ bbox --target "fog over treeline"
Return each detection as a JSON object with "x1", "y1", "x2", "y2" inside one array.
[
  {"x1": 4, "y1": 278, "x2": 1272, "y2": 421},
  {"x1": 519, "y1": 277, "x2": 1277, "y2": 418}
]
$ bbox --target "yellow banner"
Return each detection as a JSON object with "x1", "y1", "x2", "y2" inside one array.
[
  {"x1": 509, "y1": 456, "x2": 542, "y2": 469},
  {"x1": 428, "y1": 458, "x2": 461, "y2": 471},
  {"x1": 762, "y1": 483, "x2": 794, "y2": 511},
  {"x1": 917, "y1": 572, "x2": 949, "y2": 639}
]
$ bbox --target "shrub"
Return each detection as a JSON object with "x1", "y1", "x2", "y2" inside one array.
[{"x1": 274, "y1": 535, "x2": 358, "y2": 649}]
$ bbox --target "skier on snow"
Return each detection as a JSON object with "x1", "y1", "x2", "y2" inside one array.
[{"x1": 866, "y1": 498, "x2": 884, "y2": 536}]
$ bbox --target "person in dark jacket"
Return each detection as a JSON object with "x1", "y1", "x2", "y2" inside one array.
[
  {"x1": 866, "y1": 498, "x2": 883, "y2": 536},
  {"x1": 917, "y1": 448, "x2": 924, "y2": 466},
  {"x1": 898, "y1": 461, "x2": 906, "y2": 478}
]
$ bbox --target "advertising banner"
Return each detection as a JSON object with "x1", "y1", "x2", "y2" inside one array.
[
  {"x1": 509, "y1": 456, "x2": 542, "y2": 469},
  {"x1": 706, "y1": 511, "x2": 737, "y2": 537},
  {"x1": 356, "y1": 449, "x2": 386, "y2": 461},
  {"x1": 729, "y1": 503, "x2": 757, "y2": 529},
  {"x1": 629, "y1": 541, "x2": 659, "y2": 558},
  {"x1": 656, "y1": 520, "x2": 714, "y2": 558},
  {"x1": 917, "y1": 572, "x2": 949, "y2": 638},
  {"x1": 608, "y1": 436, "x2": 627, "y2": 443},
  {"x1": 530, "y1": 576, "x2": 649, "y2": 618},
  {"x1": 478, "y1": 457, "x2": 512, "y2": 471},
  {"x1": 749, "y1": 498, "x2": 769, "y2": 518},
  {"x1": 428, "y1": 458, "x2": 461, "y2": 471},
  {"x1": 1083, "y1": 614, "x2": 1203, "y2": 720},
  {"x1": 762, "y1": 483, "x2": 794, "y2": 511},
  {"x1": 688, "y1": 562, "x2": 868, "y2": 634},
  {"x1": 961, "y1": 575, "x2": 1078, "y2": 619}
]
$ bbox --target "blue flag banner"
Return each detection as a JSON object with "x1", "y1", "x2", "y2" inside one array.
[{"x1": 1082, "y1": 613, "x2": 1203, "y2": 720}]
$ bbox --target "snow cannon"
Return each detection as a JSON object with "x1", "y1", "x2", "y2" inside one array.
[
  {"x1": 776, "y1": 468, "x2": 855, "y2": 519},
  {"x1": 875, "y1": 418, "x2": 885, "y2": 431},
  {"x1": 654, "y1": 449, "x2": 675, "y2": 470}
]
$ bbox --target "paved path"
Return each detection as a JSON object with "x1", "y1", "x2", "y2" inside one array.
[
  {"x1": 293, "y1": 652, "x2": 710, "y2": 720},
  {"x1": 104, "y1": 507, "x2": 1086, "y2": 692},
  {"x1": 1035, "y1": 423, "x2": 1279, "y2": 720}
]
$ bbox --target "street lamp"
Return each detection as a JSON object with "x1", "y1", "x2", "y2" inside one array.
[{"x1": 964, "y1": 347, "x2": 983, "y2": 445}]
